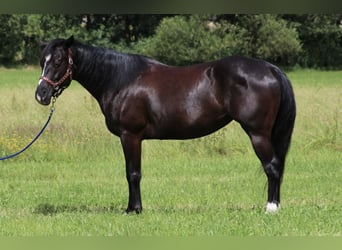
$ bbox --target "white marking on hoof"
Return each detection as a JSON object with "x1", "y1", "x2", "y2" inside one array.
[{"x1": 265, "y1": 202, "x2": 280, "y2": 213}]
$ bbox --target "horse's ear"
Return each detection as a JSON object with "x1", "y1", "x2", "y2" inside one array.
[
  {"x1": 65, "y1": 35, "x2": 74, "y2": 48},
  {"x1": 39, "y1": 41, "x2": 48, "y2": 51}
]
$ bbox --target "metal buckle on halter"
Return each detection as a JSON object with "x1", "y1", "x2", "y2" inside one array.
[
  {"x1": 52, "y1": 86, "x2": 63, "y2": 98},
  {"x1": 69, "y1": 56, "x2": 73, "y2": 66}
]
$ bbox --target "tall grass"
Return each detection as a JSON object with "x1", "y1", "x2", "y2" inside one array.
[{"x1": 0, "y1": 68, "x2": 341, "y2": 235}]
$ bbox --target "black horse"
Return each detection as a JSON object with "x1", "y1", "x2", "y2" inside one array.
[{"x1": 35, "y1": 36, "x2": 296, "y2": 213}]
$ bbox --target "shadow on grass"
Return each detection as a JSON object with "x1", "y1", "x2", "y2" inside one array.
[
  {"x1": 34, "y1": 203, "x2": 125, "y2": 215},
  {"x1": 34, "y1": 203, "x2": 265, "y2": 216}
]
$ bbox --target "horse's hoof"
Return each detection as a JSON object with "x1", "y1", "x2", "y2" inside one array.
[
  {"x1": 265, "y1": 202, "x2": 280, "y2": 213},
  {"x1": 126, "y1": 207, "x2": 142, "y2": 214}
]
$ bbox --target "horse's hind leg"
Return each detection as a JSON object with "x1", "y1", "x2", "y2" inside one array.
[{"x1": 245, "y1": 130, "x2": 283, "y2": 213}]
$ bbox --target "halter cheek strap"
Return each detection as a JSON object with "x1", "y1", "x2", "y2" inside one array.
[{"x1": 40, "y1": 48, "x2": 73, "y2": 89}]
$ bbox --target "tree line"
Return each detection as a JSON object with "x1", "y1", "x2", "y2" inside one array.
[{"x1": 0, "y1": 14, "x2": 341, "y2": 68}]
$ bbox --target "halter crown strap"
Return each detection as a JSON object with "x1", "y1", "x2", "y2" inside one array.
[{"x1": 40, "y1": 48, "x2": 73, "y2": 89}]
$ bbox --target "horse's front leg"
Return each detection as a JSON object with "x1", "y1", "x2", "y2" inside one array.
[{"x1": 120, "y1": 132, "x2": 142, "y2": 214}]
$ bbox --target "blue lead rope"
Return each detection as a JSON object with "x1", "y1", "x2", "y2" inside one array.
[{"x1": 0, "y1": 99, "x2": 56, "y2": 161}]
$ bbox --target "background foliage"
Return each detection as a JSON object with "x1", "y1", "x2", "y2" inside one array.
[{"x1": 0, "y1": 14, "x2": 341, "y2": 68}]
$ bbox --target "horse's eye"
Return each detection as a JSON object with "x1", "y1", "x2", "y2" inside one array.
[{"x1": 54, "y1": 63, "x2": 60, "y2": 68}]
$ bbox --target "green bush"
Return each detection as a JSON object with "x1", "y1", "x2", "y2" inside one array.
[
  {"x1": 138, "y1": 15, "x2": 249, "y2": 66},
  {"x1": 294, "y1": 15, "x2": 342, "y2": 68},
  {"x1": 0, "y1": 15, "x2": 24, "y2": 65},
  {"x1": 236, "y1": 14, "x2": 302, "y2": 65}
]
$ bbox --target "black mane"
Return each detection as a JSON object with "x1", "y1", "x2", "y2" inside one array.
[{"x1": 72, "y1": 41, "x2": 151, "y2": 99}]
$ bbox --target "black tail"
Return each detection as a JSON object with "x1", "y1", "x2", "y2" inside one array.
[{"x1": 271, "y1": 67, "x2": 296, "y2": 171}]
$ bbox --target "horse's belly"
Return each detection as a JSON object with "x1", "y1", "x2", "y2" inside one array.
[{"x1": 146, "y1": 114, "x2": 232, "y2": 140}]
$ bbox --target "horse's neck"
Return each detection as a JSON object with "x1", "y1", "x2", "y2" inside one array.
[
  {"x1": 72, "y1": 44, "x2": 112, "y2": 101},
  {"x1": 72, "y1": 43, "x2": 149, "y2": 102}
]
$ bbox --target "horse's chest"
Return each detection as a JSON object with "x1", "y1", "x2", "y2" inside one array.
[{"x1": 102, "y1": 93, "x2": 148, "y2": 137}]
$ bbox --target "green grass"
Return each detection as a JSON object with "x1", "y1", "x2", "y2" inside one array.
[{"x1": 0, "y1": 67, "x2": 341, "y2": 235}]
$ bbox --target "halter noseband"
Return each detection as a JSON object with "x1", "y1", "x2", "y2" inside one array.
[{"x1": 40, "y1": 48, "x2": 73, "y2": 93}]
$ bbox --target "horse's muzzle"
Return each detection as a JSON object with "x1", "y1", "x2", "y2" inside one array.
[{"x1": 35, "y1": 87, "x2": 52, "y2": 106}]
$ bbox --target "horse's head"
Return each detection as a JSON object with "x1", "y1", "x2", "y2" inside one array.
[{"x1": 35, "y1": 36, "x2": 75, "y2": 105}]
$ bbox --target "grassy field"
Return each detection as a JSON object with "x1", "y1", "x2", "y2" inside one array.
[{"x1": 0, "y1": 68, "x2": 341, "y2": 236}]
